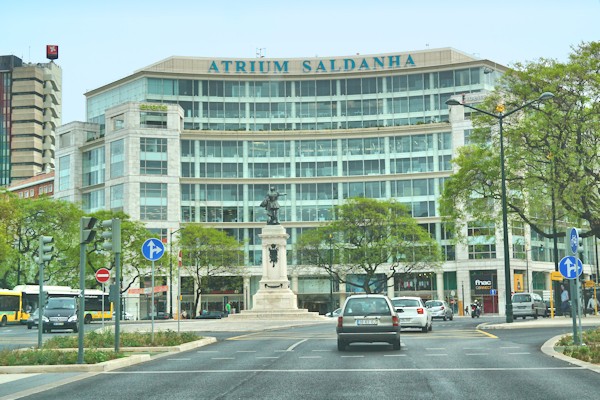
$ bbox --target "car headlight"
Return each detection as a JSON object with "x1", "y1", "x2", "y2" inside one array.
[
  {"x1": 68, "y1": 315, "x2": 77, "y2": 322},
  {"x1": 42, "y1": 316, "x2": 49, "y2": 322}
]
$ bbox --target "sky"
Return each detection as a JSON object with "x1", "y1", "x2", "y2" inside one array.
[{"x1": 2, "y1": 0, "x2": 599, "y2": 123}]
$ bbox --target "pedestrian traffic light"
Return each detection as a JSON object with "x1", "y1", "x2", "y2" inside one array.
[
  {"x1": 80, "y1": 217, "x2": 97, "y2": 244},
  {"x1": 38, "y1": 236, "x2": 54, "y2": 263},
  {"x1": 578, "y1": 233, "x2": 584, "y2": 254},
  {"x1": 101, "y1": 219, "x2": 121, "y2": 253}
]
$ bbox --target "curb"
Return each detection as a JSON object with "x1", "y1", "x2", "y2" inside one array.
[
  {"x1": 0, "y1": 337, "x2": 217, "y2": 374},
  {"x1": 541, "y1": 334, "x2": 600, "y2": 374}
]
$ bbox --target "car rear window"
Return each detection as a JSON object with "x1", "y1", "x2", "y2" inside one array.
[
  {"x1": 426, "y1": 301, "x2": 443, "y2": 307},
  {"x1": 345, "y1": 298, "x2": 390, "y2": 316},
  {"x1": 393, "y1": 299, "x2": 421, "y2": 307},
  {"x1": 513, "y1": 294, "x2": 531, "y2": 303}
]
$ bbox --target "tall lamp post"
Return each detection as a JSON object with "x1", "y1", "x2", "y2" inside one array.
[
  {"x1": 446, "y1": 92, "x2": 554, "y2": 323},
  {"x1": 329, "y1": 233, "x2": 334, "y2": 315},
  {"x1": 169, "y1": 227, "x2": 184, "y2": 318}
]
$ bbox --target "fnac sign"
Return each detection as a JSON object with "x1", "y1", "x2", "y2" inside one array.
[{"x1": 473, "y1": 274, "x2": 495, "y2": 295}]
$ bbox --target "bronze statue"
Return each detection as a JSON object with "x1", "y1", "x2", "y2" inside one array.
[{"x1": 260, "y1": 186, "x2": 286, "y2": 225}]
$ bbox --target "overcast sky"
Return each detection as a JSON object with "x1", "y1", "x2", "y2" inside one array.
[{"x1": 3, "y1": 0, "x2": 598, "y2": 123}]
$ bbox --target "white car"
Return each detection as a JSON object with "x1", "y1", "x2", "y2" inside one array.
[
  {"x1": 391, "y1": 296, "x2": 433, "y2": 332},
  {"x1": 325, "y1": 308, "x2": 342, "y2": 317},
  {"x1": 113, "y1": 311, "x2": 134, "y2": 320}
]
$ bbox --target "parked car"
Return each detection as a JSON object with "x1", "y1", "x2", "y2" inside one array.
[
  {"x1": 325, "y1": 308, "x2": 341, "y2": 317},
  {"x1": 391, "y1": 296, "x2": 433, "y2": 332},
  {"x1": 195, "y1": 311, "x2": 225, "y2": 319},
  {"x1": 425, "y1": 300, "x2": 454, "y2": 321},
  {"x1": 112, "y1": 311, "x2": 134, "y2": 320},
  {"x1": 336, "y1": 294, "x2": 400, "y2": 351},
  {"x1": 512, "y1": 292, "x2": 546, "y2": 319},
  {"x1": 27, "y1": 308, "x2": 39, "y2": 329},
  {"x1": 141, "y1": 312, "x2": 171, "y2": 320},
  {"x1": 42, "y1": 297, "x2": 78, "y2": 333}
]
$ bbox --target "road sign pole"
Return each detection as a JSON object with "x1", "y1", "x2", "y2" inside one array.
[{"x1": 151, "y1": 260, "x2": 155, "y2": 343}]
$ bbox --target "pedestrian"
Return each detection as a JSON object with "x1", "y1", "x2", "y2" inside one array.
[
  {"x1": 225, "y1": 302, "x2": 231, "y2": 315},
  {"x1": 587, "y1": 296, "x2": 599, "y2": 315},
  {"x1": 465, "y1": 305, "x2": 469, "y2": 316},
  {"x1": 560, "y1": 284, "x2": 570, "y2": 317}
]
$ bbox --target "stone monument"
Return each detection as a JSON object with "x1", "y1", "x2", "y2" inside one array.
[{"x1": 229, "y1": 186, "x2": 321, "y2": 319}]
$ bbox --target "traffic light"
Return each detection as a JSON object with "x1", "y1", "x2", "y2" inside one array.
[
  {"x1": 80, "y1": 217, "x2": 97, "y2": 244},
  {"x1": 37, "y1": 236, "x2": 54, "y2": 264},
  {"x1": 101, "y1": 219, "x2": 121, "y2": 253}
]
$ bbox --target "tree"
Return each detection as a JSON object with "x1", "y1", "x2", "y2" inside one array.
[
  {"x1": 296, "y1": 198, "x2": 442, "y2": 294},
  {"x1": 440, "y1": 41, "x2": 600, "y2": 240},
  {"x1": 179, "y1": 224, "x2": 244, "y2": 315},
  {"x1": 0, "y1": 192, "x2": 83, "y2": 288}
]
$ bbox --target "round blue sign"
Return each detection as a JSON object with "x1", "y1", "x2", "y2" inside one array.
[
  {"x1": 142, "y1": 238, "x2": 165, "y2": 261},
  {"x1": 559, "y1": 255, "x2": 583, "y2": 279},
  {"x1": 569, "y1": 227, "x2": 579, "y2": 254}
]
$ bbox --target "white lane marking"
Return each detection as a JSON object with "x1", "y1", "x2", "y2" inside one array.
[
  {"x1": 106, "y1": 366, "x2": 583, "y2": 374},
  {"x1": 211, "y1": 357, "x2": 235, "y2": 360},
  {"x1": 286, "y1": 339, "x2": 308, "y2": 352},
  {"x1": 500, "y1": 346, "x2": 520, "y2": 349},
  {"x1": 236, "y1": 350, "x2": 257, "y2": 353},
  {"x1": 256, "y1": 357, "x2": 279, "y2": 359},
  {"x1": 383, "y1": 354, "x2": 406, "y2": 357},
  {"x1": 340, "y1": 355, "x2": 364, "y2": 358},
  {"x1": 312, "y1": 349, "x2": 333, "y2": 352}
]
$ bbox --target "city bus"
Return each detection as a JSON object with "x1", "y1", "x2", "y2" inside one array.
[
  {"x1": 13, "y1": 284, "x2": 78, "y2": 323},
  {"x1": 0, "y1": 289, "x2": 23, "y2": 326},
  {"x1": 82, "y1": 289, "x2": 112, "y2": 323},
  {"x1": 13, "y1": 285, "x2": 112, "y2": 324}
]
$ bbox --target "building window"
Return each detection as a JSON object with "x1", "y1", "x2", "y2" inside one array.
[
  {"x1": 112, "y1": 114, "x2": 125, "y2": 131},
  {"x1": 82, "y1": 189, "x2": 105, "y2": 213},
  {"x1": 140, "y1": 111, "x2": 167, "y2": 129},
  {"x1": 140, "y1": 182, "x2": 167, "y2": 220},
  {"x1": 58, "y1": 155, "x2": 71, "y2": 191},
  {"x1": 110, "y1": 139, "x2": 125, "y2": 178},
  {"x1": 110, "y1": 184, "x2": 124, "y2": 211},
  {"x1": 468, "y1": 222, "x2": 497, "y2": 259},
  {"x1": 140, "y1": 138, "x2": 167, "y2": 175},
  {"x1": 82, "y1": 147, "x2": 105, "y2": 186}
]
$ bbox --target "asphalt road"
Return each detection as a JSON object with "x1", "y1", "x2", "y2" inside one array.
[
  {"x1": 11, "y1": 317, "x2": 600, "y2": 400},
  {"x1": 0, "y1": 322, "x2": 102, "y2": 350}
]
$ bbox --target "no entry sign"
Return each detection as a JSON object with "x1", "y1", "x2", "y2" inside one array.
[{"x1": 95, "y1": 268, "x2": 111, "y2": 284}]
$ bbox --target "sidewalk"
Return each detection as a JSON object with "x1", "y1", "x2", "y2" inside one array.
[{"x1": 480, "y1": 314, "x2": 600, "y2": 330}]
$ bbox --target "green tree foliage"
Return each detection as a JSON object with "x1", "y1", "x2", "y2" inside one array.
[
  {"x1": 179, "y1": 224, "x2": 244, "y2": 314},
  {"x1": 440, "y1": 41, "x2": 600, "y2": 240},
  {"x1": 296, "y1": 198, "x2": 442, "y2": 294},
  {"x1": 0, "y1": 191, "x2": 84, "y2": 288}
]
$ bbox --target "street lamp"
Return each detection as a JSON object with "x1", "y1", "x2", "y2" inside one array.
[
  {"x1": 446, "y1": 92, "x2": 554, "y2": 323},
  {"x1": 169, "y1": 227, "x2": 184, "y2": 318}
]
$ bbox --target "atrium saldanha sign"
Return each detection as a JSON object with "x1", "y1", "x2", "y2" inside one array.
[{"x1": 208, "y1": 54, "x2": 416, "y2": 74}]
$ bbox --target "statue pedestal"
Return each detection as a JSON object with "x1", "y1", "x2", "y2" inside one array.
[{"x1": 230, "y1": 225, "x2": 322, "y2": 320}]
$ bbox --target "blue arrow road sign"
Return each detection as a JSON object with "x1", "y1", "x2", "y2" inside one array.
[
  {"x1": 559, "y1": 256, "x2": 583, "y2": 279},
  {"x1": 490, "y1": 289, "x2": 497, "y2": 295},
  {"x1": 570, "y1": 227, "x2": 579, "y2": 254},
  {"x1": 142, "y1": 238, "x2": 165, "y2": 261}
]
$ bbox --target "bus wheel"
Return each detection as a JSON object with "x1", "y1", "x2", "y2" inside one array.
[
  {"x1": 0, "y1": 316, "x2": 6, "y2": 327},
  {"x1": 84, "y1": 314, "x2": 92, "y2": 324}
]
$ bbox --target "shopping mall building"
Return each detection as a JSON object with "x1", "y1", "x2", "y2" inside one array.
[{"x1": 54, "y1": 48, "x2": 596, "y2": 318}]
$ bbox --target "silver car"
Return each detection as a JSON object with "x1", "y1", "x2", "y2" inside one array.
[
  {"x1": 392, "y1": 296, "x2": 433, "y2": 332},
  {"x1": 336, "y1": 294, "x2": 401, "y2": 351},
  {"x1": 512, "y1": 292, "x2": 546, "y2": 319},
  {"x1": 425, "y1": 300, "x2": 454, "y2": 321}
]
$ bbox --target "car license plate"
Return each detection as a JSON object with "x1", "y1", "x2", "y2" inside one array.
[
  {"x1": 53, "y1": 322, "x2": 64, "y2": 326},
  {"x1": 356, "y1": 319, "x2": 378, "y2": 326}
]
